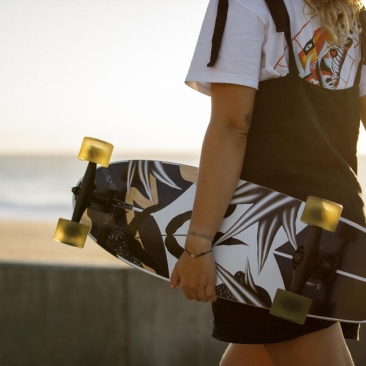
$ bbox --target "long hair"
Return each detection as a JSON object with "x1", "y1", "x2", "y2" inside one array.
[{"x1": 303, "y1": 0, "x2": 363, "y2": 45}]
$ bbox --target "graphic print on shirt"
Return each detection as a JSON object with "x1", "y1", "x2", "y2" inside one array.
[
  {"x1": 297, "y1": 26, "x2": 354, "y2": 89},
  {"x1": 276, "y1": 20, "x2": 359, "y2": 90}
]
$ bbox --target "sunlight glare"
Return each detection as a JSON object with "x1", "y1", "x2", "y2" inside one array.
[{"x1": 359, "y1": 125, "x2": 366, "y2": 155}]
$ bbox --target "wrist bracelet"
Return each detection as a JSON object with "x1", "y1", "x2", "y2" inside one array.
[
  {"x1": 187, "y1": 230, "x2": 215, "y2": 242},
  {"x1": 184, "y1": 246, "x2": 212, "y2": 259}
]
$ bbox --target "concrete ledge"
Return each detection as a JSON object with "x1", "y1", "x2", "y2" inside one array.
[
  {"x1": 0, "y1": 263, "x2": 128, "y2": 366},
  {"x1": 0, "y1": 262, "x2": 364, "y2": 365},
  {"x1": 0, "y1": 263, "x2": 226, "y2": 366},
  {"x1": 127, "y1": 270, "x2": 226, "y2": 366}
]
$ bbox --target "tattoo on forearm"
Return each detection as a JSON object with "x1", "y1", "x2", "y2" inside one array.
[{"x1": 244, "y1": 113, "x2": 252, "y2": 126}]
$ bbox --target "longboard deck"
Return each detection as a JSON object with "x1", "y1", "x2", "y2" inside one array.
[{"x1": 76, "y1": 160, "x2": 366, "y2": 323}]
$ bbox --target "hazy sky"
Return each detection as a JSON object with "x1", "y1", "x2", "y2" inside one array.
[
  {"x1": 0, "y1": 0, "x2": 210, "y2": 155},
  {"x1": 0, "y1": 0, "x2": 365, "y2": 155}
]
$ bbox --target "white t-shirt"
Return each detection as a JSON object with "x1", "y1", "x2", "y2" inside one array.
[{"x1": 185, "y1": 0, "x2": 366, "y2": 97}]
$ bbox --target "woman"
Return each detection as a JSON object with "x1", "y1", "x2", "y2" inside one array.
[{"x1": 171, "y1": 0, "x2": 366, "y2": 365}]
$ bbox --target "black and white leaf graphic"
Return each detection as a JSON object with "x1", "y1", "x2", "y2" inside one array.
[
  {"x1": 127, "y1": 160, "x2": 182, "y2": 201},
  {"x1": 257, "y1": 213, "x2": 283, "y2": 273},
  {"x1": 281, "y1": 202, "x2": 301, "y2": 249},
  {"x1": 216, "y1": 183, "x2": 301, "y2": 272},
  {"x1": 216, "y1": 191, "x2": 296, "y2": 244},
  {"x1": 231, "y1": 181, "x2": 267, "y2": 204},
  {"x1": 216, "y1": 262, "x2": 270, "y2": 307}
]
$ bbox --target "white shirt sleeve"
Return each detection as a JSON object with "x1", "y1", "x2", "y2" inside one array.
[
  {"x1": 185, "y1": 0, "x2": 364, "y2": 96},
  {"x1": 185, "y1": 0, "x2": 266, "y2": 96}
]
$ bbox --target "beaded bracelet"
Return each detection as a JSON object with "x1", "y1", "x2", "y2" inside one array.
[
  {"x1": 184, "y1": 246, "x2": 213, "y2": 259},
  {"x1": 187, "y1": 230, "x2": 215, "y2": 242}
]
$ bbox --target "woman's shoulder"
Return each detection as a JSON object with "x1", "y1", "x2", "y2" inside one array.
[
  {"x1": 230, "y1": 0, "x2": 271, "y2": 21},
  {"x1": 231, "y1": 0, "x2": 307, "y2": 30}
]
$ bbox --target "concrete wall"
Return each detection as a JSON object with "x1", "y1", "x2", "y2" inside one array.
[
  {"x1": 127, "y1": 271, "x2": 226, "y2": 366},
  {"x1": 0, "y1": 264, "x2": 128, "y2": 366},
  {"x1": 0, "y1": 262, "x2": 364, "y2": 366},
  {"x1": 0, "y1": 263, "x2": 226, "y2": 366}
]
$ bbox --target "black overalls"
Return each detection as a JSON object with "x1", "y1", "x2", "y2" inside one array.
[{"x1": 209, "y1": 0, "x2": 366, "y2": 343}]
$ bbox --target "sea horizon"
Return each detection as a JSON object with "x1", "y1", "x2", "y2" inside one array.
[{"x1": 1, "y1": 154, "x2": 366, "y2": 223}]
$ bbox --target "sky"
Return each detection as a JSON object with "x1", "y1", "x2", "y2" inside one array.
[
  {"x1": 0, "y1": 0, "x2": 365, "y2": 156},
  {"x1": 0, "y1": 0, "x2": 210, "y2": 155}
]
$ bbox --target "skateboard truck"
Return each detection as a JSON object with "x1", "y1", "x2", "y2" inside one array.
[
  {"x1": 270, "y1": 196, "x2": 343, "y2": 324},
  {"x1": 292, "y1": 248, "x2": 338, "y2": 284},
  {"x1": 53, "y1": 137, "x2": 114, "y2": 248},
  {"x1": 72, "y1": 186, "x2": 137, "y2": 214}
]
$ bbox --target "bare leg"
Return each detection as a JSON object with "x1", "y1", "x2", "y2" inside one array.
[
  {"x1": 220, "y1": 344, "x2": 274, "y2": 366},
  {"x1": 264, "y1": 323, "x2": 354, "y2": 366}
]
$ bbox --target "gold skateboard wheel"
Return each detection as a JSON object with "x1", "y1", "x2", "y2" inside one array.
[
  {"x1": 54, "y1": 218, "x2": 89, "y2": 248},
  {"x1": 78, "y1": 137, "x2": 114, "y2": 167},
  {"x1": 270, "y1": 289, "x2": 312, "y2": 325},
  {"x1": 301, "y1": 196, "x2": 343, "y2": 232}
]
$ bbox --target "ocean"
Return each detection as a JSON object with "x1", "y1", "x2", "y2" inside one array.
[
  {"x1": 0, "y1": 153, "x2": 200, "y2": 222},
  {"x1": 1, "y1": 154, "x2": 366, "y2": 222}
]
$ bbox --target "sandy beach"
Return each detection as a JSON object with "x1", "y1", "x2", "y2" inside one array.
[{"x1": 0, "y1": 220, "x2": 127, "y2": 267}]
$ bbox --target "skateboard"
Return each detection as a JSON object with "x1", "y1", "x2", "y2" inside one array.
[{"x1": 54, "y1": 137, "x2": 366, "y2": 324}]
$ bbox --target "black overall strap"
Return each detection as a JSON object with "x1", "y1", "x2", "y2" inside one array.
[
  {"x1": 265, "y1": 0, "x2": 298, "y2": 74},
  {"x1": 264, "y1": 0, "x2": 289, "y2": 33},
  {"x1": 207, "y1": 0, "x2": 228, "y2": 67},
  {"x1": 207, "y1": 0, "x2": 293, "y2": 68}
]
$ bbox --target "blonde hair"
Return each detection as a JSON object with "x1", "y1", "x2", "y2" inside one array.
[{"x1": 304, "y1": 0, "x2": 363, "y2": 45}]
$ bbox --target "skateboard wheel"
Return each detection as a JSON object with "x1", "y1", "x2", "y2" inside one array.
[
  {"x1": 301, "y1": 196, "x2": 343, "y2": 232},
  {"x1": 78, "y1": 137, "x2": 114, "y2": 167},
  {"x1": 53, "y1": 218, "x2": 89, "y2": 248},
  {"x1": 270, "y1": 289, "x2": 312, "y2": 325}
]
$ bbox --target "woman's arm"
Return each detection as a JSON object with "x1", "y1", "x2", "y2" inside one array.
[{"x1": 170, "y1": 82, "x2": 256, "y2": 302}]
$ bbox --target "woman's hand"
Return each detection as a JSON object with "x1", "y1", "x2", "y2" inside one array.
[{"x1": 170, "y1": 238, "x2": 217, "y2": 302}]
